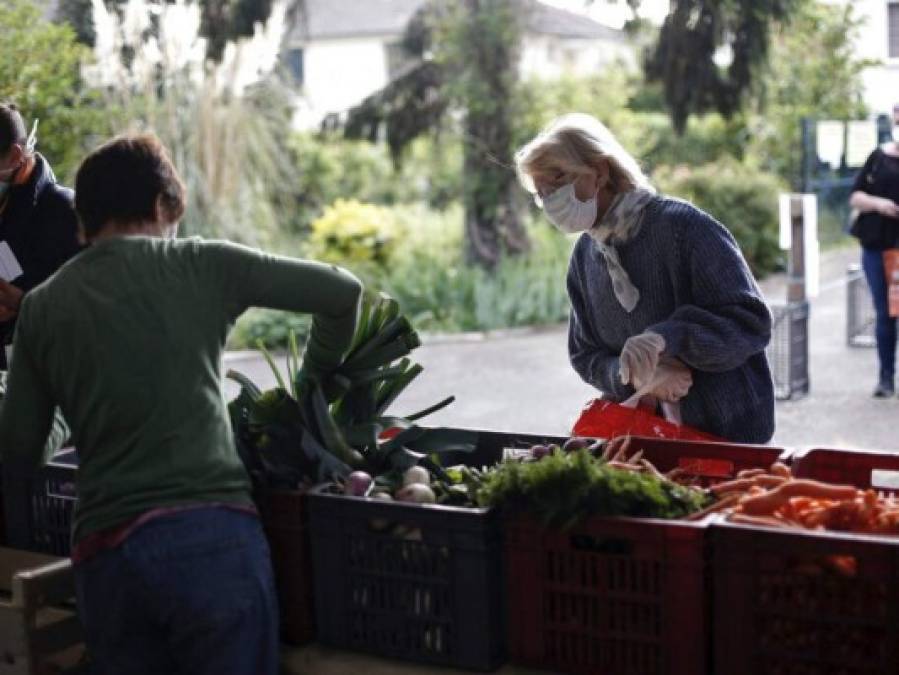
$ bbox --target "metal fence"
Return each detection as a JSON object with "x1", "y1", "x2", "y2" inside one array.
[
  {"x1": 847, "y1": 263, "x2": 876, "y2": 347},
  {"x1": 767, "y1": 301, "x2": 810, "y2": 401}
]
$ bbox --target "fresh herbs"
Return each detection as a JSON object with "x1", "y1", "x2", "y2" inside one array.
[{"x1": 475, "y1": 448, "x2": 712, "y2": 528}]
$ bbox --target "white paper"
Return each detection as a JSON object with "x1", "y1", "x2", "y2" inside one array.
[
  {"x1": 0, "y1": 242, "x2": 22, "y2": 282},
  {"x1": 803, "y1": 194, "x2": 820, "y2": 298},
  {"x1": 778, "y1": 193, "x2": 792, "y2": 250},
  {"x1": 815, "y1": 120, "x2": 844, "y2": 168},
  {"x1": 872, "y1": 469, "x2": 899, "y2": 491},
  {"x1": 846, "y1": 120, "x2": 878, "y2": 168}
]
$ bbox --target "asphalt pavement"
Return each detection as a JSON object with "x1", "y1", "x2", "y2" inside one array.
[{"x1": 223, "y1": 245, "x2": 897, "y2": 452}]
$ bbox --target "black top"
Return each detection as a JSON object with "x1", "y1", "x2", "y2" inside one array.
[
  {"x1": 0, "y1": 154, "x2": 82, "y2": 366},
  {"x1": 851, "y1": 147, "x2": 899, "y2": 250}
]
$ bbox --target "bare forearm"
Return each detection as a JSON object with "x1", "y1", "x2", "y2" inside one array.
[{"x1": 851, "y1": 191, "x2": 888, "y2": 213}]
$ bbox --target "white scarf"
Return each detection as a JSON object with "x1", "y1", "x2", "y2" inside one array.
[{"x1": 588, "y1": 187, "x2": 655, "y2": 313}]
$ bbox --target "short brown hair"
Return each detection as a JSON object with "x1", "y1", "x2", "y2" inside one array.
[
  {"x1": 75, "y1": 134, "x2": 186, "y2": 239},
  {"x1": 0, "y1": 103, "x2": 27, "y2": 154}
]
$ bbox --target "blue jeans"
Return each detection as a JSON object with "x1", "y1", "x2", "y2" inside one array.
[
  {"x1": 862, "y1": 247, "x2": 898, "y2": 384},
  {"x1": 74, "y1": 507, "x2": 279, "y2": 675}
]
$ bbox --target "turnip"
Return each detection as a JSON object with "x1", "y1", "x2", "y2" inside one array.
[
  {"x1": 403, "y1": 465, "x2": 431, "y2": 486},
  {"x1": 563, "y1": 437, "x2": 592, "y2": 453},
  {"x1": 371, "y1": 491, "x2": 393, "y2": 501},
  {"x1": 530, "y1": 444, "x2": 550, "y2": 460},
  {"x1": 344, "y1": 471, "x2": 373, "y2": 496},
  {"x1": 396, "y1": 483, "x2": 436, "y2": 504}
]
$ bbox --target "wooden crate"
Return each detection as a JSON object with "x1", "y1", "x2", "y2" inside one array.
[{"x1": 0, "y1": 547, "x2": 87, "y2": 675}]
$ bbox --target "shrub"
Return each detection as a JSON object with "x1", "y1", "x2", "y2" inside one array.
[
  {"x1": 306, "y1": 199, "x2": 403, "y2": 268},
  {"x1": 0, "y1": 0, "x2": 101, "y2": 181},
  {"x1": 653, "y1": 159, "x2": 785, "y2": 277},
  {"x1": 229, "y1": 205, "x2": 573, "y2": 348}
]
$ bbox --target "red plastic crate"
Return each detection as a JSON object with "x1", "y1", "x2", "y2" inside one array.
[
  {"x1": 609, "y1": 436, "x2": 787, "y2": 487},
  {"x1": 505, "y1": 438, "x2": 787, "y2": 675},
  {"x1": 792, "y1": 447, "x2": 899, "y2": 494},
  {"x1": 507, "y1": 514, "x2": 708, "y2": 675},
  {"x1": 711, "y1": 519, "x2": 899, "y2": 675},
  {"x1": 257, "y1": 489, "x2": 315, "y2": 646}
]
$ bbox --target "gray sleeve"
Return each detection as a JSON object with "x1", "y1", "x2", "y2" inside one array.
[
  {"x1": 649, "y1": 210, "x2": 772, "y2": 372},
  {"x1": 567, "y1": 260, "x2": 635, "y2": 401}
]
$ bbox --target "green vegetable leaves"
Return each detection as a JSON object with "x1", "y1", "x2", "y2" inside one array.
[
  {"x1": 475, "y1": 449, "x2": 710, "y2": 528},
  {"x1": 227, "y1": 292, "x2": 476, "y2": 490}
]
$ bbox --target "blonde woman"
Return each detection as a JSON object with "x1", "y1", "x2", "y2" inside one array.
[{"x1": 515, "y1": 113, "x2": 775, "y2": 443}]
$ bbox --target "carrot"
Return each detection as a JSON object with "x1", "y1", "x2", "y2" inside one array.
[
  {"x1": 686, "y1": 493, "x2": 741, "y2": 520},
  {"x1": 736, "y1": 468, "x2": 767, "y2": 479},
  {"x1": 740, "y1": 480, "x2": 858, "y2": 516},
  {"x1": 754, "y1": 475, "x2": 789, "y2": 488},
  {"x1": 769, "y1": 462, "x2": 792, "y2": 478},
  {"x1": 607, "y1": 461, "x2": 642, "y2": 471},
  {"x1": 710, "y1": 477, "x2": 760, "y2": 495},
  {"x1": 639, "y1": 459, "x2": 666, "y2": 481},
  {"x1": 600, "y1": 437, "x2": 623, "y2": 462},
  {"x1": 610, "y1": 436, "x2": 632, "y2": 463}
]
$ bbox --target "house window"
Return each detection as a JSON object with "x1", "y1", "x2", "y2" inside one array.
[
  {"x1": 889, "y1": 2, "x2": 899, "y2": 58},
  {"x1": 285, "y1": 47, "x2": 304, "y2": 86}
]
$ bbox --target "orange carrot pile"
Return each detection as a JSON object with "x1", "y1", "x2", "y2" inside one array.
[{"x1": 691, "y1": 461, "x2": 899, "y2": 535}]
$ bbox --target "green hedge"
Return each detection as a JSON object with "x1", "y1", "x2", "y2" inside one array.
[{"x1": 653, "y1": 159, "x2": 785, "y2": 277}]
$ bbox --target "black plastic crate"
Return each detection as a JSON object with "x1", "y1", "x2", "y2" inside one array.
[
  {"x1": 3, "y1": 459, "x2": 77, "y2": 556},
  {"x1": 306, "y1": 428, "x2": 565, "y2": 670}
]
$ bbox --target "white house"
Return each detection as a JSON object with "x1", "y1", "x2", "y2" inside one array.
[
  {"x1": 848, "y1": 0, "x2": 899, "y2": 115},
  {"x1": 283, "y1": 0, "x2": 635, "y2": 128}
]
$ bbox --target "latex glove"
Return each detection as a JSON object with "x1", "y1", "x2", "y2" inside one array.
[
  {"x1": 640, "y1": 357, "x2": 692, "y2": 402},
  {"x1": 619, "y1": 331, "x2": 666, "y2": 388}
]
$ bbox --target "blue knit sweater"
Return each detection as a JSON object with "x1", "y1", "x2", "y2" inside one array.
[{"x1": 567, "y1": 196, "x2": 775, "y2": 443}]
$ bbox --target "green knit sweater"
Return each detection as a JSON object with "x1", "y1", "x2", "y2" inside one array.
[{"x1": 0, "y1": 236, "x2": 362, "y2": 542}]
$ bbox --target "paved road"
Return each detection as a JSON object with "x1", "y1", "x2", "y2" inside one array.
[{"x1": 223, "y1": 245, "x2": 896, "y2": 452}]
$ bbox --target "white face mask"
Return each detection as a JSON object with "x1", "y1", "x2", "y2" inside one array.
[
  {"x1": 542, "y1": 182, "x2": 597, "y2": 234},
  {"x1": 892, "y1": 125, "x2": 899, "y2": 143}
]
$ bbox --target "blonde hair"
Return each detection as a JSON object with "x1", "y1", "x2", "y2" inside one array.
[{"x1": 514, "y1": 113, "x2": 653, "y2": 195}]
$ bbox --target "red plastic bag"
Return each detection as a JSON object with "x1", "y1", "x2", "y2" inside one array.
[{"x1": 572, "y1": 398, "x2": 720, "y2": 441}]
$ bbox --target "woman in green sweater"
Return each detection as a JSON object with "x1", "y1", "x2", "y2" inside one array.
[{"x1": 0, "y1": 134, "x2": 363, "y2": 674}]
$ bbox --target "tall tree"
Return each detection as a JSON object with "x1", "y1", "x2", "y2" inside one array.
[
  {"x1": 346, "y1": 0, "x2": 528, "y2": 268},
  {"x1": 748, "y1": 0, "x2": 870, "y2": 187},
  {"x1": 640, "y1": 0, "x2": 802, "y2": 133},
  {"x1": 54, "y1": 0, "x2": 280, "y2": 61}
]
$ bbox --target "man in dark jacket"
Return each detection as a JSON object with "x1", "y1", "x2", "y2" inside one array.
[{"x1": 0, "y1": 103, "x2": 81, "y2": 368}]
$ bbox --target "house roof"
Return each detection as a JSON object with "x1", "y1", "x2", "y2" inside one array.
[{"x1": 291, "y1": 0, "x2": 625, "y2": 42}]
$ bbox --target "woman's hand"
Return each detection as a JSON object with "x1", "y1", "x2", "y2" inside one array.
[
  {"x1": 852, "y1": 191, "x2": 899, "y2": 218},
  {"x1": 875, "y1": 197, "x2": 899, "y2": 219},
  {"x1": 619, "y1": 331, "x2": 665, "y2": 387},
  {"x1": 641, "y1": 357, "x2": 693, "y2": 402}
]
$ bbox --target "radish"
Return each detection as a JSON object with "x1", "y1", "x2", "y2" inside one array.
[
  {"x1": 563, "y1": 437, "x2": 592, "y2": 453},
  {"x1": 396, "y1": 483, "x2": 436, "y2": 504},
  {"x1": 403, "y1": 465, "x2": 430, "y2": 486},
  {"x1": 344, "y1": 471, "x2": 373, "y2": 496},
  {"x1": 530, "y1": 444, "x2": 550, "y2": 460}
]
